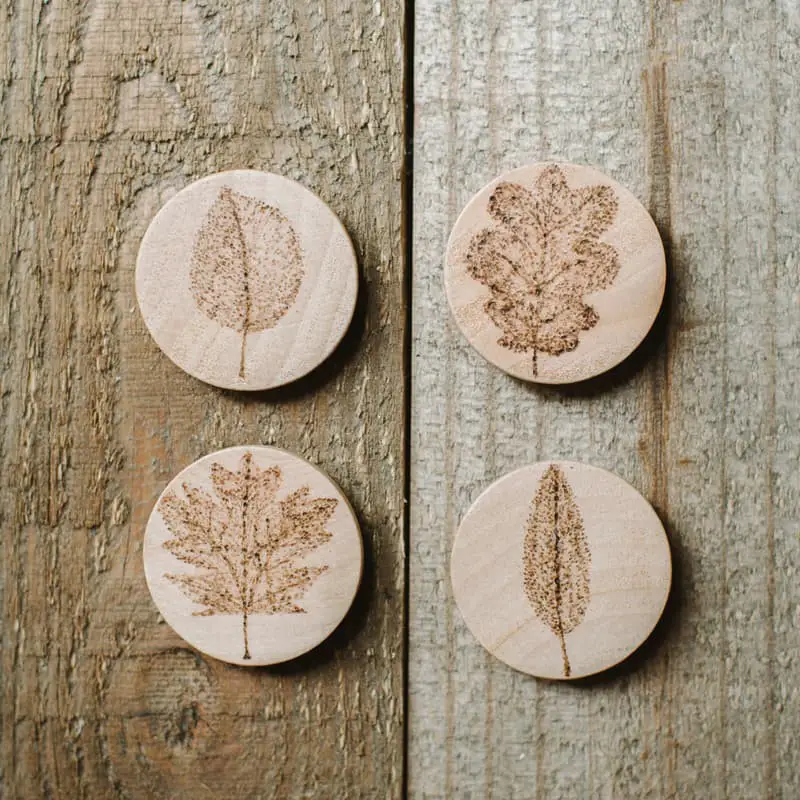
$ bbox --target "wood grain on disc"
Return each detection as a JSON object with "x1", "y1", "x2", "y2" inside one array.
[
  {"x1": 144, "y1": 446, "x2": 363, "y2": 666},
  {"x1": 451, "y1": 461, "x2": 671, "y2": 680},
  {"x1": 445, "y1": 162, "x2": 666, "y2": 383},
  {"x1": 136, "y1": 170, "x2": 358, "y2": 390}
]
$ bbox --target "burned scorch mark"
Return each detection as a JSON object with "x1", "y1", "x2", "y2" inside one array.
[
  {"x1": 465, "y1": 165, "x2": 620, "y2": 376},
  {"x1": 159, "y1": 452, "x2": 336, "y2": 660},
  {"x1": 523, "y1": 464, "x2": 591, "y2": 677},
  {"x1": 190, "y1": 187, "x2": 304, "y2": 380}
]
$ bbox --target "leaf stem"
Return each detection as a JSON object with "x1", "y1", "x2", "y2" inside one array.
[
  {"x1": 552, "y1": 476, "x2": 571, "y2": 677},
  {"x1": 242, "y1": 610, "x2": 251, "y2": 660},
  {"x1": 559, "y1": 628, "x2": 570, "y2": 678},
  {"x1": 240, "y1": 453, "x2": 252, "y2": 659},
  {"x1": 224, "y1": 187, "x2": 251, "y2": 381},
  {"x1": 239, "y1": 331, "x2": 248, "y2": 381}
]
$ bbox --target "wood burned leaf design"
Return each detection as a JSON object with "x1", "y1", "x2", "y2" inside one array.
[
  {"x1": 159, "y1": 452, "x2": 336, "y2": 660},
  {"x1": 465, "y1": 165, "x2": 620, "y2": 376},
  {"x1": 190, "y1": 187, "x2": 304, "y2": 380},
  {"x1": 523, "y1": 464, "x2": 591, "y2": 677}
]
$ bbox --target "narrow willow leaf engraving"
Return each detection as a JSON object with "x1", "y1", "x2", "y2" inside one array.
[
  {"x1": 465, "y1": 164, "x2": 620, "y2": 376},
  {"x1": 159, "y1": 452, "x2": 336, "y2": 660},
  {"x1": 523, "y1": 464, "x2": 591, "y2": 677},
  {"x1": 190, "y1": 187, "x2": 304, "y2": 380}
]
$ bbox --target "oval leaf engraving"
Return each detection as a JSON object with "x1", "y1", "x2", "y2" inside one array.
[
  {"x1": 523, "y1": 464, "x2": 591, "y2": 677},
  {"x1": 190, "y1": 187, "x2": 305, "y2": 379}
]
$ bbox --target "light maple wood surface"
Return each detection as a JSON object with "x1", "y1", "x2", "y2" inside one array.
[
  {"x1": 411, "y1": 0, "x2": 800, "y2": 798},
  {"x1": 144, "y1": 446, "x2": 363, "y2": 666},
  {"x1": 451, "y1": 462, "x2": 671, "y2": 681},
  {"x1": 0, "y1": 1, "x2": 405, "y2": 798},
  {"x1": 137, "y1": 171, "x2": 358, "y2": 391},
  {"x1": 445, "y1": 163, "x2": 666, "y2": 384},
  {"x1": 450, "y1": 461, "x2": 671, "y2": 679}
]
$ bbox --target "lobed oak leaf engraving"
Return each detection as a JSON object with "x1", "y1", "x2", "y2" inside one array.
[
  {"x1": 190, "y1": 187, "x2": 304, "y2": 380},
  {"x1": 465, "y1": 164, "x2": 620, "y2": 376},
  {"x1": 159, "y1": 452, "x2": 336, "y2": 660},
  {"x1": 522, "y1": 464, "x2": 591, "y2": 677}
]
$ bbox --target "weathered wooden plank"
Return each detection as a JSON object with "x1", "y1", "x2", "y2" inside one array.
[
  {"x1": 410, "y1": 0, "x2": 800, "y2": 797},
  {"x1": 0, "y1": 1, "x2": 406, "y2": 797}
]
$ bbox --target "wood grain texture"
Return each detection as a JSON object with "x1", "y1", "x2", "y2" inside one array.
[
  {"x1": 411, "y1": 0, "x2": 800, "y2": 798},
  {"x1": 0, "y1": 1, "x2": 405, "y2": 797}
]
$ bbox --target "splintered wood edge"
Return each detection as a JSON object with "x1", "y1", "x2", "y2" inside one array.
[
  {"x1": 136, "y1": 170, "x2": 359, "y2": 391},
  {"x1": 444, "y1": 162, "x2": 666, "y2": 385},
  {"x1": 143, "y1": 445, "x2": 364, "y2": 666},
  {"x1": 450, "y1": 461, "x2": 672, "y2": 680}
]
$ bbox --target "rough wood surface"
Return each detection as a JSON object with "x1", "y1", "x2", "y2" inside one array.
[
  {"x1": 0, "y1": 1, "x2": 405, "y2": 798},
  {"x1": 411, "y1": 1, "x2": 800, "y2": 798}
]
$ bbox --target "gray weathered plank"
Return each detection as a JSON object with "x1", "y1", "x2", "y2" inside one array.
[
  {"x1": 410, "y1": 0, "x2": 800, "y2": 797},
  {"x1": 0, "y1": 1, "x2": 405, "y2": 797}
]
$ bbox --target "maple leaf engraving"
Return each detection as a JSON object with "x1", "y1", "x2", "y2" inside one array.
[
  {"x1": 523, "y1": 465, "x2": 591, "y2": 677},
  {"x1": 190, "y1": 187, "x2": 305, "y2": 380},
  {"x1": 465, "y1": 164, "x2": 620, "y2": 376},
  {"x1": 158, "y1": 452, "x2": 336, "y2": 660}
]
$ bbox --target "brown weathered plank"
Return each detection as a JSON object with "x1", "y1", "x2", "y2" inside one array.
[
  {"x1": 0, "y1": 1, "x2": 405, "y2": 797},
  {"x1": 410, "y1": 0, "x2": 800, "y2": 797}
]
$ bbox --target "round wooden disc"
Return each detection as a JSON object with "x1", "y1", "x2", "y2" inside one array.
[
  {"x1": 451, "y1": 461, "x2": 671, "y2": 680},
  {"x1": 445, "y1": 162, "x2": 666, "y2": 384},
  {"x1": 143, "y1": 446, "x2": 363, "y2": 666},
  {"x1": 136, "y1": 170, "x2": 358, "y2": 390}
]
